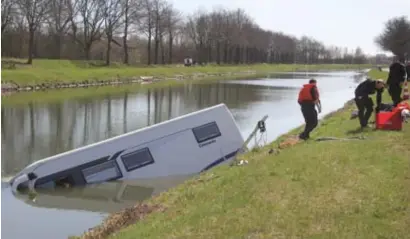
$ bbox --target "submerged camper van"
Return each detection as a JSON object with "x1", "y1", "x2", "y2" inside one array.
[{"x1": 10, "y1": 104, "x2": 245, "y2": 193}]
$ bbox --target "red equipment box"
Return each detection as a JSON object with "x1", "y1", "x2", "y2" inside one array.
[
  {"x1": 375, "y1": 110, "x2": 403, "y2": 130},
  {"x1": 375, "y1": 101, "x2": 410, "y2": 130}
]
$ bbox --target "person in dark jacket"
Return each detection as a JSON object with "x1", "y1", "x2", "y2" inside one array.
[
  {"x1": 298, "y1": 79, "x2": 321, "y2": 140},
  {"x1": 406, "y1": 62, "x2": 410, "y2": 80},
  {"x1": 387, "y1": 56, "x2": 406, "y2": 106},
  {"x1": 354, "y1": 78, "x2": 385, "y2": 128}
]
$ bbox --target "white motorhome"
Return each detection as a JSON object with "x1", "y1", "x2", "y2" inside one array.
[{"x1": 10, "y1": 103, "x2": 244, "y2": 193}]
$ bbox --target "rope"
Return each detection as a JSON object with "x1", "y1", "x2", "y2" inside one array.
[
  {"x1": 315, "y1": 136, "x2": 367, "y2": 142},
  {"x1": 231, "y1": 119, "x2": 268, "y2": 166}
]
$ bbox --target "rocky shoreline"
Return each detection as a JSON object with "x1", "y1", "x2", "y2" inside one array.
[{"x1": 1, "y1": 70, "x2": 258, "y2": 95}]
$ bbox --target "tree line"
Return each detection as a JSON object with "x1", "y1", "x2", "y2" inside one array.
[{"x1": 1, "y1": 0, "x2": 406, "y2": 66}]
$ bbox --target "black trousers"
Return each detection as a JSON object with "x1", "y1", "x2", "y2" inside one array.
[
  {"x1": 388, "y1": 84, "x2": 402, "y2": 106},
  {"x1": 299, "y1": 103, "x2": 318, "y2": 139},
  {"x1": 354, "y1": 96, "x2": 373, "y2": 127}
]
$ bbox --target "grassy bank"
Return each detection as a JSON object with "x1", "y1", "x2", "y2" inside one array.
[
  {"x1": 1, "y1": 59, "x2": 373, "y2": 106},
  {"x1": 1, "y1": 73, "x2": 259, "y2": 106},
  {"x1": 1, "y1": 59, "x2": 372, "y2": 85},
  {"x1": 78, "y1": 69, "x2": 410, "y2": 239}
]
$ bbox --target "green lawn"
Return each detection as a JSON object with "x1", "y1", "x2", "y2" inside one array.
[
  {"x1": 1, "y1": 59, "x2": 372, "y2": 85},
  {"x1": 77, "y1": 69, "x2": 410, "y2": 239}
]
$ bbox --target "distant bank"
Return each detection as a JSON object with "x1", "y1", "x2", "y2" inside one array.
[
  {"x1": 1, "y1": 59, "x2": 374, "y2": 106},
  {"x1": 1, "y1": 59, "x2": 372, "y2": 86}
]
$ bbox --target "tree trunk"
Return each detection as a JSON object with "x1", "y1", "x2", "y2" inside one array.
[
  {"x1": 160, "y1": 35, "x2": 165, "y2": 64},
  {"x1": 106, "y1": 35, "x2": 112, "y2": 65},
  {"x1": 168, "y1": 33, "x2": 173, "y2": 64},
  {"x1": 123, "y1": 0, "x2": 129, "y2": 64},
  {"x1": 235, "y1": 45, "x2": 240, "y2": 64},
  {"x1": 223, "y1": 41, "x2": 228, "y2": 64},
  {"x1": 84, "y1": 43, "x2": 91, "y2": 60},
  {"x1": 27, "y1": 27, "x2": 35, "y2": 64},
  {"x1": 216, "y1": 41, "x2": 221, "y2": 65},
  {"x1": 54, "y1": 33, "x2": 63, "y2": 59},
  {"x1": 207, "y1": 41, "x2": 212, "y2": 63},
  {"x1": 199, "y1": 39, "x2": 204, "y2": 64},
  {"x1": 123, "y1": 34, "x2": 129, "y2": 64},
  {"x1": 154, "y1": 16, "x2": 160, "y2": 65},
  {"x1": 147, "y1": 30, "x2": 152, "y2": 65},
  {"x1": 154, "y1": 35, "x2": 159, "y2": 64}
]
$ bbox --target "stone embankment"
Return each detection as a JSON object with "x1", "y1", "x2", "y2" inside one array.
[{"x1": 1, "y1": 70, "x2": 257, "y2": 95}]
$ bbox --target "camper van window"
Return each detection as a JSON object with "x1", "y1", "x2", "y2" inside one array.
[
  {"x1": 121, "y1": 147, "x2": 155, "y2": 172},
  {"x1": 81, "y1": 160, "x2": 122, "y2": 184},
  {"x1": 192, "y1": 121, "x2": 221, "y2": 143}
]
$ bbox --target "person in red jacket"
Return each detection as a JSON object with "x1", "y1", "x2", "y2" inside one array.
[{"x1": 298, "y1": 79, "x2": 321, "y2": 140}]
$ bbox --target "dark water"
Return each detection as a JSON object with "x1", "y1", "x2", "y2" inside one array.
[{"x1": 1, "y1": 71, "x2": 365, "y2": 239}]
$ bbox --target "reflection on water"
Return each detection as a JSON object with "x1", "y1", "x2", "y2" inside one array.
[
  {"x1": 1, "y1": 71, "x2": 367, "y2": 239},
  {"x1": 14, "y1": 174, "x2": 193, "y2": 213}
]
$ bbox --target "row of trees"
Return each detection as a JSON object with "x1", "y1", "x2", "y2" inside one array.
[{"x1": 1, "y1": 0, "x2": 404, "y2": 65}]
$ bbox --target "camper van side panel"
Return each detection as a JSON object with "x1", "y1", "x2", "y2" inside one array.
[
  {"x1": 120, "y1": 104, "x2": 244, "y2": 179},
  {"x1": 193, "y1": 107, "x2": 244, "y2": 171},
  {"x1": 18, "y1": 104, "x2": 244, "y2": 183},
  {"x1": 122, "y1": 130, "x2": 206, "y2": 179}
]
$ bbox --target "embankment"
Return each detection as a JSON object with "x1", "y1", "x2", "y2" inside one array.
[
  {"x1": 77, "y1": 69, "x2": 409, "y2": 239},
  {"x1": 1, "y1": 60, "x2": 372, "y2": 105},
  {"x1": 1, "y1": 72, "x2": 263, "y2": 106},
  {"x1": 1, "y1": 59, "x2": 371, "y2": 86}
]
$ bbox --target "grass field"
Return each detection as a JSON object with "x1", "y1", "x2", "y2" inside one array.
[
  {"x1": 1, "y1": 59, "x2": 372, "y2": 85},
  {"x1": 77, "y1": 69, "x2": 410, "y2": 239}
]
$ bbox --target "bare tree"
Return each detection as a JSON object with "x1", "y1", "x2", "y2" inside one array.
[
  {"x1": 208, "y1": 9, "x2": 230, "y2": 64},
  {"x1": 221, "y1": 11, "x2": 235, "y2": 64},
  {"x1": 186, "y1": 10, "x2": 210, "y2": 64},
  {"x1": 1, "y1": 0, "x2": 15, "y2": 33},
  {"x1": 71, "y1": 0, "x2": 105, "y2": 60},
  {"x1": 138, "y1": 0, "x2": 154, "y2": 64},
  {"x1": 103, "y1": 0, "x2": 124, "y2": 65},
  {"x1": 47, "y1": 0, "x2": 77, "y2": 58},
  {"x1": 163, "y1": 5, "x2": 180, "y2": 64},
  {"x1": 16, "y1": 0, "x2": 50, "y2": 64},
  {"x1": 121, "y1": 0, "x2": 140, "y2": 64},
  {"x1": 151, "y1": 0, "x2": 167, "y2": 64}
]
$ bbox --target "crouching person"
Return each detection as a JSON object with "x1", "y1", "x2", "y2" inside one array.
[
  {"x1": 354, "y1": 78, "x2": 385, "y2": 128},
  {"x1": 298, "y1": 79, "x2": 321, "y2": 140}
]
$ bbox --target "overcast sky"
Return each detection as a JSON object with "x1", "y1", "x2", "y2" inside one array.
[{"x1": 168, "y1": 0, "x2": 410, "y2": 55}]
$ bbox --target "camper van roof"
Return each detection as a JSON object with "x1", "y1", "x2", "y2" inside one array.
[{"x1": 16, "y1": 103, "x2": 229, "y2": 171}]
